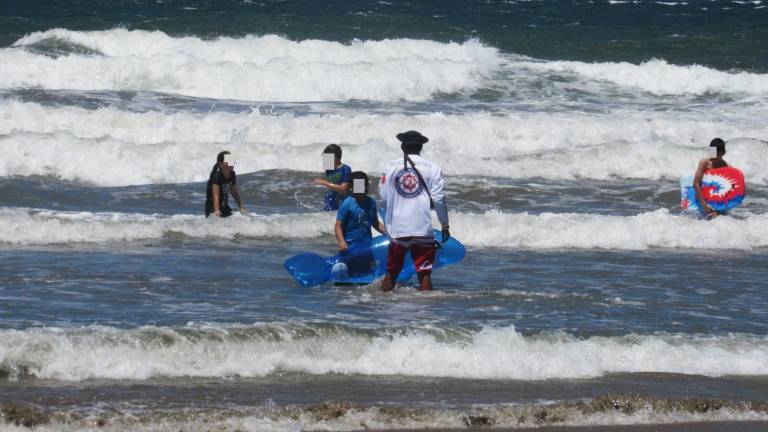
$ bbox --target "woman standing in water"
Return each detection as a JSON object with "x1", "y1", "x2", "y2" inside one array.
[{"x1": 205, "y1": 151, "x2": 246, "y2": 217}]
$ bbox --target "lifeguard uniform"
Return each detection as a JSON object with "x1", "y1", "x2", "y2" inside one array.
[{"x1": 380, "y1": 154, "x2": 449, "y2": 275}]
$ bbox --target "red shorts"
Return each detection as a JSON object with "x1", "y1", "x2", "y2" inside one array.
[{"x1": 387, "y1": 237, "x2": 436, "y2": 275}]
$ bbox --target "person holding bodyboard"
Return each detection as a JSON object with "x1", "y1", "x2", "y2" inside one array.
[
  {"x1": 284, "y1": 140, "x2": 464, "y2": 288},
  {"x1": 682, "y1": 138, "x2": 746, "y2": 219},
  {"x1": 379, "y1": 130, "x2": 450, "y2": 292},
  {"x1": 333, "y1": 171, "x2": 387, "y2": 277}
]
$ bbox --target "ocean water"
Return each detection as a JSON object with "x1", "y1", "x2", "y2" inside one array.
[{"x1": 1, "y1": 1, "x2": 768, "y2": 431}]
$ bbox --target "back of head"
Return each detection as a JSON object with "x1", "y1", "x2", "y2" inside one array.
[
  {"x1": 323, "y1": 144, "x2": 342, "y2": 161},
  {"x1": 709, "y1": 137, "x2": 726, "y2": 156},
  {"x1": 396, "y1": 130, "x2": 428, "y2": 155}
]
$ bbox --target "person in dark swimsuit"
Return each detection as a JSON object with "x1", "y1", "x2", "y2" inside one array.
[
  {"x1": 205, "y1": 151, "x2": 246, "y2": 217},
  {"x1": 693, "y1": 138, "x2": 730, "y2": 219}
]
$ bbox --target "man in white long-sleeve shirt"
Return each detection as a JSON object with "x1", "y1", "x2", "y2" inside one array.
[{"x1": 379, "y1": 130, "x2": 450, "y2": 292}]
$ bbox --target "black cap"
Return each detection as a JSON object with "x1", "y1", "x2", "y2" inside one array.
[{"x1": 396, "y1": 130, "x2": 429, "y2": 145}]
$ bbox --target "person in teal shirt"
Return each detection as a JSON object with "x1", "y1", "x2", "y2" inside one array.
[
  {"x1": 335, "y1": 171, "x2": 387, "y2": 276},
  {"x1": 312, "y1": 144, "x2": 352, "y2": 211},
  {"x1": 335, "y1": 171, "x2": 386, "y2": 250}
]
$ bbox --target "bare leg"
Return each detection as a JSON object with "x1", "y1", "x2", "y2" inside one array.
[
  {"x1": 417, "y1": 273, "x2": 433, "y2": 291},
  {"x1": 383, "y1": 242, "x2": 403, "y2": 292},
  {"x1": 382, "y1": 272, "x2": 397, "y2": 292}
]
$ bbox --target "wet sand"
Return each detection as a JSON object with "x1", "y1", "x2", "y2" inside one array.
[{"x1": 389, "y1": 422, "x2": 768, "y2": 432}]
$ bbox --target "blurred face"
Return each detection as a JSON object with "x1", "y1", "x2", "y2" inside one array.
[
  {"x1": 220, "y1": 157, "x2": 234, "y2": 176},
  {"x1": 353, "y1": 178, "x2": 367, "y2": 196},
  {"x1": 322, "y1": 153, "x2": 335, "y2": 171}
]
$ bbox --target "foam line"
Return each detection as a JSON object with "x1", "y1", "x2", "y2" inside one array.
[
  {"x1": 1, "y1": 324, "x2": 766, "y2": 381},
  {"x1": 1, "y1": 208, "x2": 767, "y2": 250}
]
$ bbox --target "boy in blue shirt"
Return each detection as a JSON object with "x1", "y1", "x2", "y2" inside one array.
[
  {"x1": 335, "y1": 171, "x2": 387, "y2": 275},
  {"x1": 312, "y1": 144, "x2": 352, "y2": 211}
]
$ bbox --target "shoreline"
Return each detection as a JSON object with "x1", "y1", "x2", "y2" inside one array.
[{"x1": 387, "y1": 422, "x2": 768, "y2": 432}]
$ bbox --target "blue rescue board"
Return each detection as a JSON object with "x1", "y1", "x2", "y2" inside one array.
[{"x1": 284, "y1": 230, "x2": 465, "y2": 287}]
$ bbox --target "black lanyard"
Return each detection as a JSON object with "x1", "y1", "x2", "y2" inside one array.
[{"x1": 404, "y1": 154, "x2": 433, "y2": 209}]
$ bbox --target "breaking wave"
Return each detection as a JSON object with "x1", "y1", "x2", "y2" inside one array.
[
  {"x1": 2, "y1": 101, "x2": 767, "y2": 186},
  {"x1": 1, "y1": 208, "x2": 767, "y2": 250},
  {"x1": 1, "y1": 324, "x2": 767, "y2": 381},
  {"x1": 515, "y1": 57, "x2": 768, "y2": 96},
  {"x1": 3, "y1": 29, "x2": 500, "y2": 102}
]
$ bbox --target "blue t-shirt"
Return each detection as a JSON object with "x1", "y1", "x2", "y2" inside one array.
[
  {"x1": 323, "y1": 164, "x2": 352, "y2": 211},
  {"x1": 336, "y1": 195, "x2": 378, "y2": 247}
]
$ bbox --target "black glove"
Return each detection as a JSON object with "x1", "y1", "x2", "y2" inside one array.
[{"x1": 441, "y1": 226, "x2": 451, "y2": 243}]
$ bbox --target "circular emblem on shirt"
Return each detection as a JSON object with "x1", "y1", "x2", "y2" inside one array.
[{"x1": 394, "y1": 168, "x2": 423, "y2": 198}]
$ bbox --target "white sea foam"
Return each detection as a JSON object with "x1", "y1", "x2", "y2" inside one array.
[
  {"x1": 449, "y1": 209, "x2": 768, "y2": 250},
  {"x1": 1, "y1": 208, "x2": 767, "y2": 250},
  {"x1": 2, "y1": 29, "x2": 500, "y2": 102},
  {"x1": 1, "y1": 324, "x2": 766, "y2": 381},
  {"x1": 2, "y1": 101, "x2": 767, "y2": 186},
  {"x1": 0, "y1": 208, "x2": 334, "y2": 245},
  {"x1": 516, "y1": 58, "x2": 768, "y2": 96}
]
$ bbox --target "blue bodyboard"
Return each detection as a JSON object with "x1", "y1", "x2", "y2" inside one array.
[{"x1": 284, "y1": 230, "x2": 465, "y2": 287}]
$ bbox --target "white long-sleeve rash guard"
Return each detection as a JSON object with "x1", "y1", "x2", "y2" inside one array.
[{"x1": 380, "y1": 154, "x2": 449, "y2": 239}]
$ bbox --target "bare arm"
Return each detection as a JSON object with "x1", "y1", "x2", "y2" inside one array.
[
  {"x1": 373, "y1": 210, "x2": 386, "y2": 235},
  {"x1": 312, "y1": 178, "x2": 350, "y2": 194},
  {"x1": 336, "y1": 182, "x2": 350, "y2": 198},
  {"x1": 231, "y1": 185, "x2": 246, "y2": 214},
  {"x1": 375, "y1": 220, "x2": 387, "y2": 235},
  {"x1": 212, "y1": 184, "x2": 221, "y2": 215},
  {"x1": 693, "y1": 159, "x2": 713, "y2": 214},
  {"x1": 335, "y1": 219, "x2": 348, "y2": 252}
]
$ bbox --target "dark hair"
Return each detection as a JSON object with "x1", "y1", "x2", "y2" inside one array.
[
  {"x1": 216, "y1": 151, "x2": 230, "y2": 162},
  {"x1": 211, "y1": 151, "x2": 231, "y2": 177},
  {"x1": 709, "y1": 138, "x2": 726, "y2": 154},
  {"x1": 351, "y1": 171, "x2": 369, "y2": 183},
  {"x1": 401, "y1": 142, "x2": 423, "y2": 155},
  {"x1": 323, "y1": 144, "x2": 342, "y2": 160}
]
